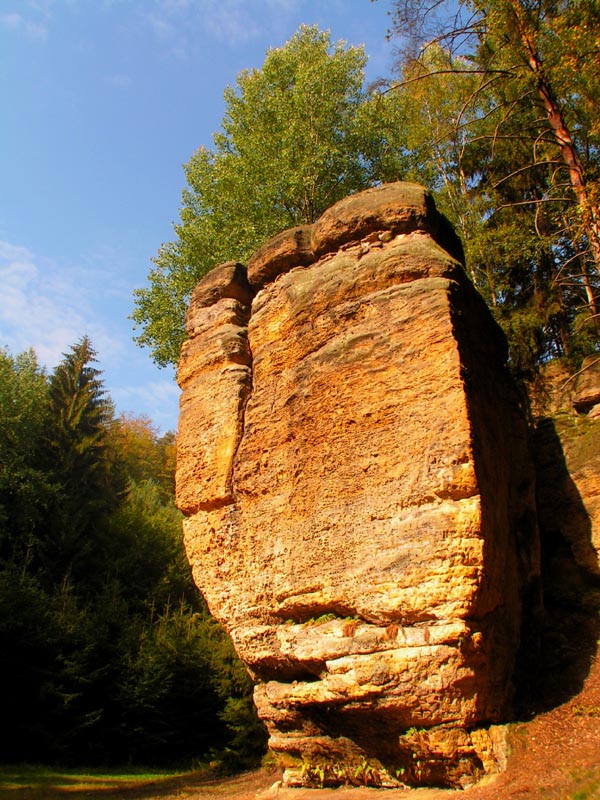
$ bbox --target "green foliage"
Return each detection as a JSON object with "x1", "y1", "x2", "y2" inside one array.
[
  {"x1": 303, "y1": 613, "x2": 338, "y2": 625},
  {"x1": 105, "y1": 480, "x2": 190, "y2": 611},
  {"x1": 132, "y1": 24, "x2": 404, "y2": 366},
  {"x1": 35, "y1": 338, "x2": 128, "y2": 586},
  {"x1": 108, "y1": 414, "x2": 176, "y2": 502},
  {"x1": 0, "y1": 568, "x2": 62, "y2": 761},
  {"x1": 0, "y1": 341, "x2": 265, "y2": 769},
  {"x1": 0, "y1": 349, "x2": 52, "y2": 568},
  {"x1": 387, "y1": 0, "x2": 600, "y2": 371},
  {"x1": 0, "y1": 347, "x2": 49, "y2": 460},
  {"x1": 218, "y1": 696, "x2": 268, "y2": 771},
  {"x1": 299, "y1": 757, "x2": 386, "y2": 788},
  {"x1": 117, "y1": 607, "x2": 224, "y2": 763}
]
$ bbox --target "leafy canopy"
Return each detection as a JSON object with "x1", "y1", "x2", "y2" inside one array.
[
  {"x1": 385, "y1": 0, "x2": 600, "y2": 369},
  {"x1": 132, "y1": 24, "x2": 403, "y2": 367},
  {"x1": 0, "y1": 348, "x2": 51, "y2": 564}
]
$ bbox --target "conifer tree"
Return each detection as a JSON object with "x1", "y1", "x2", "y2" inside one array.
[{"x1": 42, "y1": 337, "x2": 126, "y2": 584}]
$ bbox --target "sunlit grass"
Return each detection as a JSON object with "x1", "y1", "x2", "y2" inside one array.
[{"x1": 0, "y1": 764, "x2": 208, "y2": 798}]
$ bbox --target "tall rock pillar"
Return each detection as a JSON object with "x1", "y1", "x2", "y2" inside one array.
[{"x1": 176, "y1": 183, "x2": 540, "y2": 788}]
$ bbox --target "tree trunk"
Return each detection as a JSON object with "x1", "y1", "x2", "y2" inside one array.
[{"x1": 509, "y1": 0, "x2": 599, "y2": 323}]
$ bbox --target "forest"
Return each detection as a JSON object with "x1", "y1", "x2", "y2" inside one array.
[
  {"x1": 2, "y1": 0, "x2": 599, "y2": 777},
  {"x1": 0, "y1": 339, "x2": 265, "y2": 769}
]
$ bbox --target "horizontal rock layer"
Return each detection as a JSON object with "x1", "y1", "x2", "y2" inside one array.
[{"x1": 176, "y1": 183, "x2": 540, "y2": 788}]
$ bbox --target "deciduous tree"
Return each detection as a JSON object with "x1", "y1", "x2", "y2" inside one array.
[
  {"x1": 0, "y1": 349, "x2": 51, "y2": 568},
  {"x1": 132, "y1": 24, "x2": 404, "y2": 366}
]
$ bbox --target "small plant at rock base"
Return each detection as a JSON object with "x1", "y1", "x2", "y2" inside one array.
[
  {"x1": 353, "y1": 757, "x2": 381, "y2": 786},
  {"x1": 412, "y1": 753, "x2": 425, "y2": 782},
  {"x1": 404, "y1": 725, "x2": 427, "y2": 739},
  {"x1": 301, "y1": 760, "x2": 349, "y2": 788},
  {"x1": 300, "y1": 757, "x2": 387, "y2": 788},
  {"x1": 301, "y1": 761, "x2": 327, "y2": 788},
  {"x1": 331, "y1": 763, "x2": 350, "y2": 784},
  {"x1": 304, "y1": 612, "x2": 337, "y2": 626}
]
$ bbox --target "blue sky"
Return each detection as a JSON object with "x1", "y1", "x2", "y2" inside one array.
[{"x1": 0, "y1": 0, "x2": 395, "y2": 432}]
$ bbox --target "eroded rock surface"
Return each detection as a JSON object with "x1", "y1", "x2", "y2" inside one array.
[{"x1": 176, "y1": 183, "x2": 540, "y2": 788}]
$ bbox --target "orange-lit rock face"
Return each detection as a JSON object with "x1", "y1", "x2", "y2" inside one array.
[{"x1": 176, "y1": 183, "x2": 540, "y2": 789}]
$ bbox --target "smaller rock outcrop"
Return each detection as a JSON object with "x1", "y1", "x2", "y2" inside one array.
[
  {"x1": 573, "y1": 355, "x2": 600, "y2": 416},
  {"x1": 176, "y1": 183, "x2": 541, "y2": 789}
]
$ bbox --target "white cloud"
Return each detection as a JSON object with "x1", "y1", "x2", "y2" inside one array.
[
  {"x1": 0, "y1": 7, "x2": 49, "y2": 40},
  {"x1": 106, "y1": 73, "x2": 133, "y2": 89},
  {"x1": 0, "y1": 239, "x2": 122, "y2": 370},
  {"x1": 25, "y1": 21, "x2": 48, "y2": 40},
  {"x1": 145, "y1": 10, "x2": 176, "y2": 40},
  {"x1": 140, "y1": 0, "x2": 304, "y2": 53},
  {"x1": 201, "y1": 0, "x2": 305, "y2": 45},
  {"x1": 202, "y1": 1, "x2": 262, "y2": 44},
  {"x1": 0, "y1": 12, "x2": 22, "y2": 30}
]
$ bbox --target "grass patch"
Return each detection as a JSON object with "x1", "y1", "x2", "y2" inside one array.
[
  {"x1": 570, "y1": 766, "x2": 600, "y2": 800},
  {"x1": 0, "y1": 764, "x2": 209, "y2": 798}
]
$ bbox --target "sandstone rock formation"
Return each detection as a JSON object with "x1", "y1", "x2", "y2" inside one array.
[
  {"x1": 535, "y1": 414, "x2": 600, "y2": 580},
  {"x1": 573, "y1": 355, "x2": 600, "y2": 416},
  {"x1": 532, "y1": 354, "x2": 600, "y2": 418},
  {"x1": 176, "y1": 183, "x2": 540, "y2": 788},
  {"x1": 529, "y1": 355, "x2": 600, "y2": 568}
]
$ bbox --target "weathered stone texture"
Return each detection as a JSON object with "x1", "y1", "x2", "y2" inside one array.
[
  {"x1": 176, "y1": 183, "x2": 539, "y2": 788},
  {"x1": 535, "y1": 414, "x2": 600, "y2": 576},
  {"x1": 247, "y1": 225, "x2": 314, "y2": 291},
  {"x1": 533, "y1": 354, "x2": 600, "y2": 417},
  {"x1": 177, "y1": 266, "x2": 253, "y2": 515},
  {"x1": 573, "y1": 355, "x2": 600, "y2": 414}
]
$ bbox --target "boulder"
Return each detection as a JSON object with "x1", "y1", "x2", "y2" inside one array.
[{"x1": 176, "y1": 183, "x2": 540, "y2": 788}]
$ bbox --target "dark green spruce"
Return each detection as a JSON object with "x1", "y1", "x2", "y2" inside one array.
[{"x1": 0, "y1": 341, "x2": 266, "y2": 768}]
